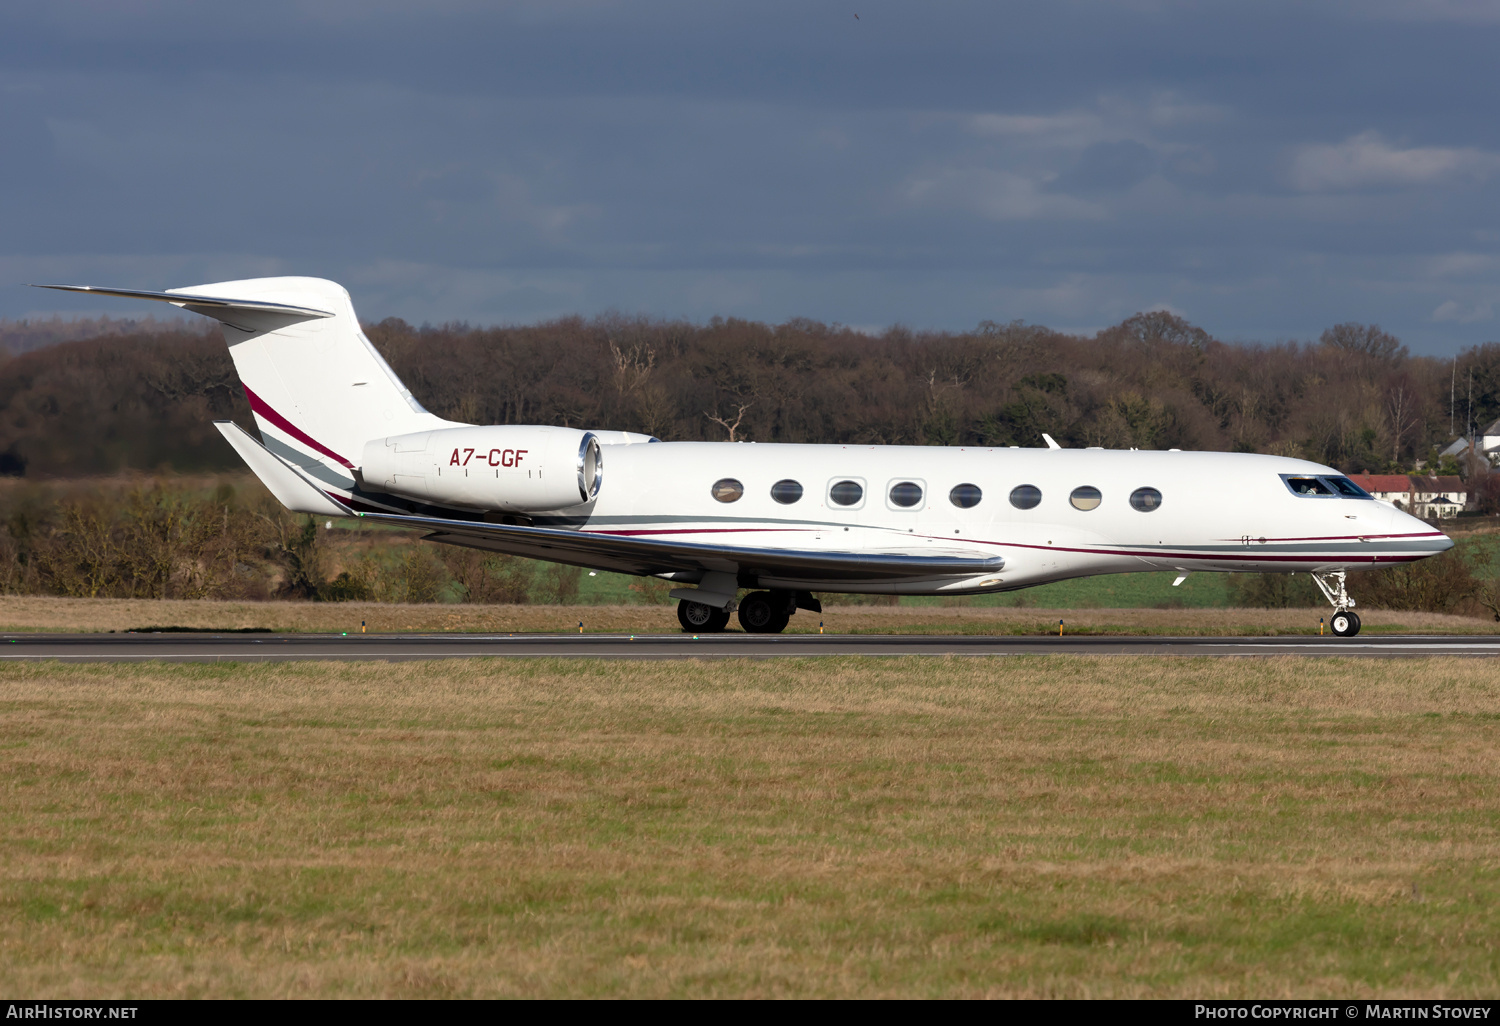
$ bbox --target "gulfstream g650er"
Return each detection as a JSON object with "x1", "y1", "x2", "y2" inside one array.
[{"x1": 40, "y1": 277, "x2": 1452, "y2": 637}]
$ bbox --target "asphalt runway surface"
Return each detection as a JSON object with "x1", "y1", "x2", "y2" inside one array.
[{"x1": 3, "y1": 632, "x2": 1500, "y2": 661}]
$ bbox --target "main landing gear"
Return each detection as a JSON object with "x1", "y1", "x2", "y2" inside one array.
[
  {"x1": 735, "y1": 591, "x2": 793, "y2": 634},
  {"x1": 676, "y1": 599, "x2": 730, "y2": 633},
  {"x1": 676, "y1": 590, "x2": 819, "y2": 634},
  {"x1": 1312, "y1": 570, "x2": 1361, "y2": 638}
]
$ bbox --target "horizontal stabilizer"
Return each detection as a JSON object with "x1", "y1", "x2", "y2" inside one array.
[
  {"x1": 31, "y1": 284, "x2": 332, "y2": 333},
  {"x1": 214, "y1": 420, "x2": 352, "y2": 518}
]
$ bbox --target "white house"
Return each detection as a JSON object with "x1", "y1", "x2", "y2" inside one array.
[
  {"x1": 1347, "y1": 474, "x2": 1468, "y2": 518},
  {"x1": 1441, "y1": 418, "x2": 1500, "y2": 464},
  {"x1": 1348, "y1": 474, "x2": 1415, "y2": 508},
  {"x1": 1409, "y1": 475, "x2": 1468, "y2": 518}
]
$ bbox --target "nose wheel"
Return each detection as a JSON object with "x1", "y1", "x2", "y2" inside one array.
[
  {"x1": 1312, "y1": 570, "x2": 1362, "y2": 638},
  {"x1": 1330, "y1": 609, "x2": 1361, "y2": 637}
]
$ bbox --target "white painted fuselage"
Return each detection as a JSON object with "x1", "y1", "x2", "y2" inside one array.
[{"x1": 570, "y1": 441, "x2": 1450, "y2": 594}]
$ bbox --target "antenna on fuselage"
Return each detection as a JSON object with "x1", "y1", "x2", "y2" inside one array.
[{"x1": 1041, "y1": 433, "x2": 1062, "y2": 450}]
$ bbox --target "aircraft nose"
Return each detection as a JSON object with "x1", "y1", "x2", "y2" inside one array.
[{"x1": 1388, "y1": 503, "x2": 1452, "y2": 551}]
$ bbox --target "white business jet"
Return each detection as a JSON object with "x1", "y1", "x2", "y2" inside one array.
[{"x1": 39, "y1": 277, "x2": 1453, "y2": 637}]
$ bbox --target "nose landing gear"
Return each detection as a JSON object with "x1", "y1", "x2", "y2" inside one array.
[
  {"x1": 1312, "y1": 570, "x2": 1361, "y2": 637},
  {"x1": 1329, "y1": 608, "x2": 1361, "y2": 637}
]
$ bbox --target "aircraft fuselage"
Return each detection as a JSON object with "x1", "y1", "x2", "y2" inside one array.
[{"x1": 560, "y1": 441, "x2": 1449, "y2": 594}]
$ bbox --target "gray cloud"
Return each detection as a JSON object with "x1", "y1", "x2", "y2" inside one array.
[
  {"x1": 1289, "y1": 131, "x2": 1500, "y2": 192},
  {"x1": 2, "y1": 1, "x2": 1499, "y2": 351}
]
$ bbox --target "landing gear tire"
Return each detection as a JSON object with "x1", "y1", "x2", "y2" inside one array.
[
  {"x1": 737, "y1": 591, "x2": 790, "y2": 634},
  {"x1": 1313, "y1": 571, "x2": 1361, "y2": 639},
  {"x1": 677, "y1": 600, "x2": 729, "y2": 633}
]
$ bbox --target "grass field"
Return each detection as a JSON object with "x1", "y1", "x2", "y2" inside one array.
[
  {"x1": 1, "y1": 655, "x2": 1497, "y2": 997},
  {"x1": 0, "y1": 596, "x2": 1495, "y2": 636}
]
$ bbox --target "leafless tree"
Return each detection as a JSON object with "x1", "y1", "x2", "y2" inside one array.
[
  {"x1": 608, "y1": 338, "x2": 656, "y2": 400},
  {"x1": 1321, "y1": 322, "x2": 1407, "y2": 363},
  {"x1": 1385, "y1": 383, "x2": 1417, "y2": 464},
  {"x1": 1118, "y1": 310, "x2": 1210, "y2": 353},
  {"x1": 705, "y1": 402, "x2": 754, "y2": 442}
]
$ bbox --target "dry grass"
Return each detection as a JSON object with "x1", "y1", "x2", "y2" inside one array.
[
  {"x1": 1, "y1": 655, "x2": 1498, "y2": 997},
  {"x1": 0, "y1": 595, "x2": 1494, "y2": 636}
]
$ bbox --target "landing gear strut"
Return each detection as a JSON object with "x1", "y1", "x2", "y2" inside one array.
[{"x1": 1312, "y1": 570, "x2": 1361, "y2": 638}]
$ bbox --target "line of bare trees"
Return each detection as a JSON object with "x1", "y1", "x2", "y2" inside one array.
[{"x1": 4, "y1": 309, "x2": 1500, "y2": 479}]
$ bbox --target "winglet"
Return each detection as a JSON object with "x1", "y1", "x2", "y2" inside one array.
[
  {"x1": 214, "y1": 420, "x2": 353, "y2": 517},
  {"x1": 1042, "y1": 433, "x2": 1062, "y2": 449}
]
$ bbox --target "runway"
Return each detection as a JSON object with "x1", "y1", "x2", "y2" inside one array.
[{"x1": 3, "y1": 631, "x2": 1500, "y2": 661}]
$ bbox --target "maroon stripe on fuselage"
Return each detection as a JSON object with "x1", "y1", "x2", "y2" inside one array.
[
  {"x1": 1216, "y1": 532, "x2": 1445, "y2": 543},
  {"x1": 593, "y1": 528, "x2": 816, "y2": 537},
  {"x1": 242, "y1": 385, "x2": 354, "y2": 468},
  {"x1": 583, "y1": 527, "x2": 1431, "y2": 564},
  {"x1": 929, "y1": 537, "x2": 1428, "y2": 564}
]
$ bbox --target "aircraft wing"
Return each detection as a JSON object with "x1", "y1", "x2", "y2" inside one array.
[{"x1": 367, "y1": 510, "x2": 1002, "y2": 584}]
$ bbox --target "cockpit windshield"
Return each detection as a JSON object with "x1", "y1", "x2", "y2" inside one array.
[
  {"x1": 1326, "y1": 476, "x2": 1371, "y2": 498},
  {"x1": 1281, "y1": 474, "x2": 1372, "y2": 498}
]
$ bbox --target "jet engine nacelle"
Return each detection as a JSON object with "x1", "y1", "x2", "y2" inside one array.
[{"x1": 361, "y1": 425, "x2": 602, "y2": 512}]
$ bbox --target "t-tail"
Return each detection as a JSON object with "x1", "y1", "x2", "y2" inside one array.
[
  {"x1": 34, "y1": 277, "x2": 626, "y2": 519},
  {"x1": 35, "y1": 278, "x2": 456, "y2": 498}
]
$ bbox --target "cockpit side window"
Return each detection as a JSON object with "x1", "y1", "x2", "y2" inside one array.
[
  {"x1": 1286, "y1": 477, "x2": 1334, "y2": 496},
  {"x1": 1281, "y1": 474, "x2": 1372, "y2": 498}
]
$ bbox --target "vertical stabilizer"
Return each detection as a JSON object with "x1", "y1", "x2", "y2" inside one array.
[
  {"x1": 190, "y1": 278, "x2": 455, "y2": 491},
  {"x1": 37, "y1": 277, "x2": 457, "y2": 495}
]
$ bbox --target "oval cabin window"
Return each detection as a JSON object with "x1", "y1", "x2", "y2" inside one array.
[
  {"x1": 1069, "y1": 486, "x2": 1102, "y2": 511},
  {"x1": 770, "y1": 479, "x2": 803, "y2": 505},
  {"x1": 711, "y1": 478, "x2": 744, "y2": 503},
  {"x1": 949, "y1": 483, "x2": 982, "y2": 508},
  {"x1": 829, "y1": 480, "x2": 864, "y2": 506},
  {"x1": 1009, "y1": 484, "x2": 1042, "y2": 510},
  {"x1": 1129, "y1": 487, "x2": 1162, "y2": 512},
  {"x1": 889, "y1": 481, "x2": 923, "y2": 507}
]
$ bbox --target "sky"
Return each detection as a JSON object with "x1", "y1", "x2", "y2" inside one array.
[{"x1": 3, "y1": 0, "x2": 1500, "y2": 353}]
